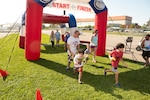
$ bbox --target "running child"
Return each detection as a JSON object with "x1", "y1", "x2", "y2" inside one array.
[
  {"x1": 104, "y1": 43, "x2": 128, "y2": 87},
  {"x1": 73, "y1": 49, "x2": 85, "y2": 84}
]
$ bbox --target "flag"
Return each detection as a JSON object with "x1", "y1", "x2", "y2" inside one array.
[
  {"x1": 36, "y1": 89, "x2": 43, "y2": 100},
  {"x1": 0, "y1": 69, "x2": 8, "y2": 81}
]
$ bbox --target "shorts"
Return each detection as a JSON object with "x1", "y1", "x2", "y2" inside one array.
[
  {"x1": 74, "y1": 67, "x2": 83, "y2": 72},
  {"x1": 142, "y1": 50, "x2": 150, "y2": 58},
  {"x1": 90, "y1": 46, "x2": 97, "y2": 49},
  {"x1": 68, "y1": 55, "x2": 73, "y2": 62},
  {"x1": 112, "y1": 67, "x2": 118, "y2": 72},
  {"x1": 56, "y1": 37, "x2": 60, "y2": 41}
]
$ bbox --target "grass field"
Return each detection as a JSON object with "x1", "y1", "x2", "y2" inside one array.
[{"x1": 0, "y1": 33, "x2": 150, "y2": 100}]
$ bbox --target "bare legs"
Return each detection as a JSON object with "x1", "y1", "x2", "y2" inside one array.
[
  {"x1": 105, "y1": 69, "x2": 119, "y2": 84},
  {"x1": 143, "y1": 56, "x2": 149, "y2": 66},
  {"x1": 90, "y1": 47, "x2": 97, "y2": 63},
  {"x1": 74, "y1": 67, "x2": 83, "y2": 84},
  {"x1": 56, "y1": 40, "x2": 60, "y2": 45}
]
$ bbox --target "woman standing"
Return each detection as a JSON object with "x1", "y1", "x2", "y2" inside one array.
[
  {"x1": 50, "y1": 30, "x2": 55, "y2": 48},
  {"x1": 90, "y1": 30, "x2": 98, "y2": 63}
]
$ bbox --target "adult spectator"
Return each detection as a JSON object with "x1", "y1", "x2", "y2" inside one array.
[
  {"x1": 141, "y1": 34, "x2": 150, "y2": 67},
  {"x1": 64, "y1": 31, "x2": 70, "y2": 51},
  {"x1": 90, "y1": 30, "x2": 98, "y2": 63},
  {"x1": 55, "y1": 29, "x2": 61, "y2": 45},
  {"x1": 66, "y1": 30, "x2": 80, "y2": 70},
  {"x1": 50, "y1": 30, "x2": 55, "y2": 48}
]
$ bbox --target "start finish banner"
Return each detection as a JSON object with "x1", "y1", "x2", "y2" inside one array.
[
  {"x1": 47, "y1": 0, "x2": 94, "y2": 13},
  {"x1": 34, "y1": 0, "x2": 107, "y2": 13}
]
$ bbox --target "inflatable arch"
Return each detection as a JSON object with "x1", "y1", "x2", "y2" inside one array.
[
  {"x1": 20, "y1": 13, "x2": 77, "y2": 47},
  {"x1": 20, "y1": 0, "x2": 107, "y2": 61}
]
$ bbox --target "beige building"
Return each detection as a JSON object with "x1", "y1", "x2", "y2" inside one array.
[
  {"x1": 108, "y1": 16, "x2": 132, "y2": 25},
  {"x1": 76, "y1": 16, "x2": 132, "y2": 27}
]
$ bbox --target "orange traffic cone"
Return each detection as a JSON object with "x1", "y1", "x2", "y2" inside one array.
[
  {"x1": 36, "y1": 89, "x2": 43, "y2": 100},
  {"x1": 0, "y1": 69, "x2": 8, "y2": 81}
]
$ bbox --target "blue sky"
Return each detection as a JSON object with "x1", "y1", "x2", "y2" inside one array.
[
  {"x1": 0, "y1": 0, "x2": 149, "y2": 25},
  {"x1": 104, "y1": 0, "x2": 150, "y2": 25}
]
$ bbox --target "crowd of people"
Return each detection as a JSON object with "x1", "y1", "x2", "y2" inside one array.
[{"x1": 49, "y1": 29, "x2": 150, "y2": 86}]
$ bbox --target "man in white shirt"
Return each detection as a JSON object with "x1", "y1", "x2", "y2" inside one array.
[
  {"x1": 141, "y1": 34, "x2": 150, "y2": 67},
  {"x1": 66, "y1": 30, "x2": 80, "y2": 70}
]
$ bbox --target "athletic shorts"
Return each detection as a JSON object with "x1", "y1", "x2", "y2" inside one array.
[
  {"x1": 112, "y1": 67, "x2": 118, "y2": 72},
  {"x1": 90, "y1": 46, "x2": 97, "y2": 49},
  {"x1": 74, "y1": 67, "x2": 83, "y2": 72},
  {"x1": 142, "y1": 50, "x2": 150, "y2": 58}
]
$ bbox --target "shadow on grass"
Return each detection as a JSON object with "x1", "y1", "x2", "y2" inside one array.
[
  {"x1": 41, "y1": 44, "x2": 66, "y2": 54},
  {"x1": 91, "y1": 64, "x2": 105, "y2": 69},
  {"x1": 40, "y1": 44, "x2": 87, "y2": 54},
  {"x1": 119, "y1": 67, "x2": 150, "y2": 94},
  {"x1": 122, "y1": 55, "x2": 144, "y2": 63},
  {"x1": 31, "y1": 58, "x2": 150, "y2": 99}
]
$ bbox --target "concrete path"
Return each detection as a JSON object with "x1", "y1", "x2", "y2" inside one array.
[
  {"x1": 0, "y1": 33, "x2": 10, "y2": 38},
  {"x1": 79, "y1": 32, "x2": 145, "y2": 63}
]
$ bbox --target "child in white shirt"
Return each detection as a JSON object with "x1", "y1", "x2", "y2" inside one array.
[{"x1": 73, "y1": 50, "x2": 84, "y2": 84}]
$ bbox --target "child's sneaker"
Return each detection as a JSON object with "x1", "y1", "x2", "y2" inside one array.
[
  {"x1": 84, "y1": 49, "x2": 91, "y2": 54},
  {"x1": 104, "y1": 69, "x2": 107, "y2": 76},
  {"x1": 78, "y1": 80, "x2": 82, "y2": 84},
  {"x1": 66, "y1": 66, "x2": 70, "y2": 70},
  {"x1": 115, "y1": 83, "x2": 121, "y2": 87}
]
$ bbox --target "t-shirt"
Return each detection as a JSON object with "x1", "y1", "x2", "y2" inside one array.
[
  {"x1": 67, "y1": 36, "x2": 80, "y2": 55},
  {"x1": 55, "y1": 32, "x2": 60, "y2": 40},
  {"x1": 110, "y1": 50, "x2": 123, "y2": 67},
  {"x1": 90, "y1": 35, "x2": 98, "y2": 46},
  {"x1": 74, "y1": 54, "x2": 83, "y2": 67},
  {"x1": 143, "y1": 40, "x2": 150, "y2": 51},
  {"x1": 50, "y1": 34, "x2": 55, "y2": 41}
]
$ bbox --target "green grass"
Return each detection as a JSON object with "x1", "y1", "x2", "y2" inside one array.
[{"x1": 0, "y1": 33, "x2": 150, "y2": 100}]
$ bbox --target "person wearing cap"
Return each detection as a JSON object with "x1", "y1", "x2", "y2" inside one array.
[{"x1": 66, "y1": 30, "x2": 80, "y2": 70}]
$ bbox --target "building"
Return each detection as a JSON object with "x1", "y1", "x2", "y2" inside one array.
[
  {"x1": 107, "y1": 16, "x2": 132, "y2": 26},
  {"x1": 76, "y1": 16, "x2": 132, "y2": 27}
]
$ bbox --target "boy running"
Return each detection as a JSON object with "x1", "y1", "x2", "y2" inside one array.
[{"x1": 104, "y1": 43, "x2": 128, "y2": 87}]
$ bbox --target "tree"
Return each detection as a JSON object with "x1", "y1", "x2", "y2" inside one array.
[
  {"x1": 146, "y1": 19, "x2": 150, "y2": 29},
  {"x1": 42, "y1": 24, "x2": 46, "y2": 29}
]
